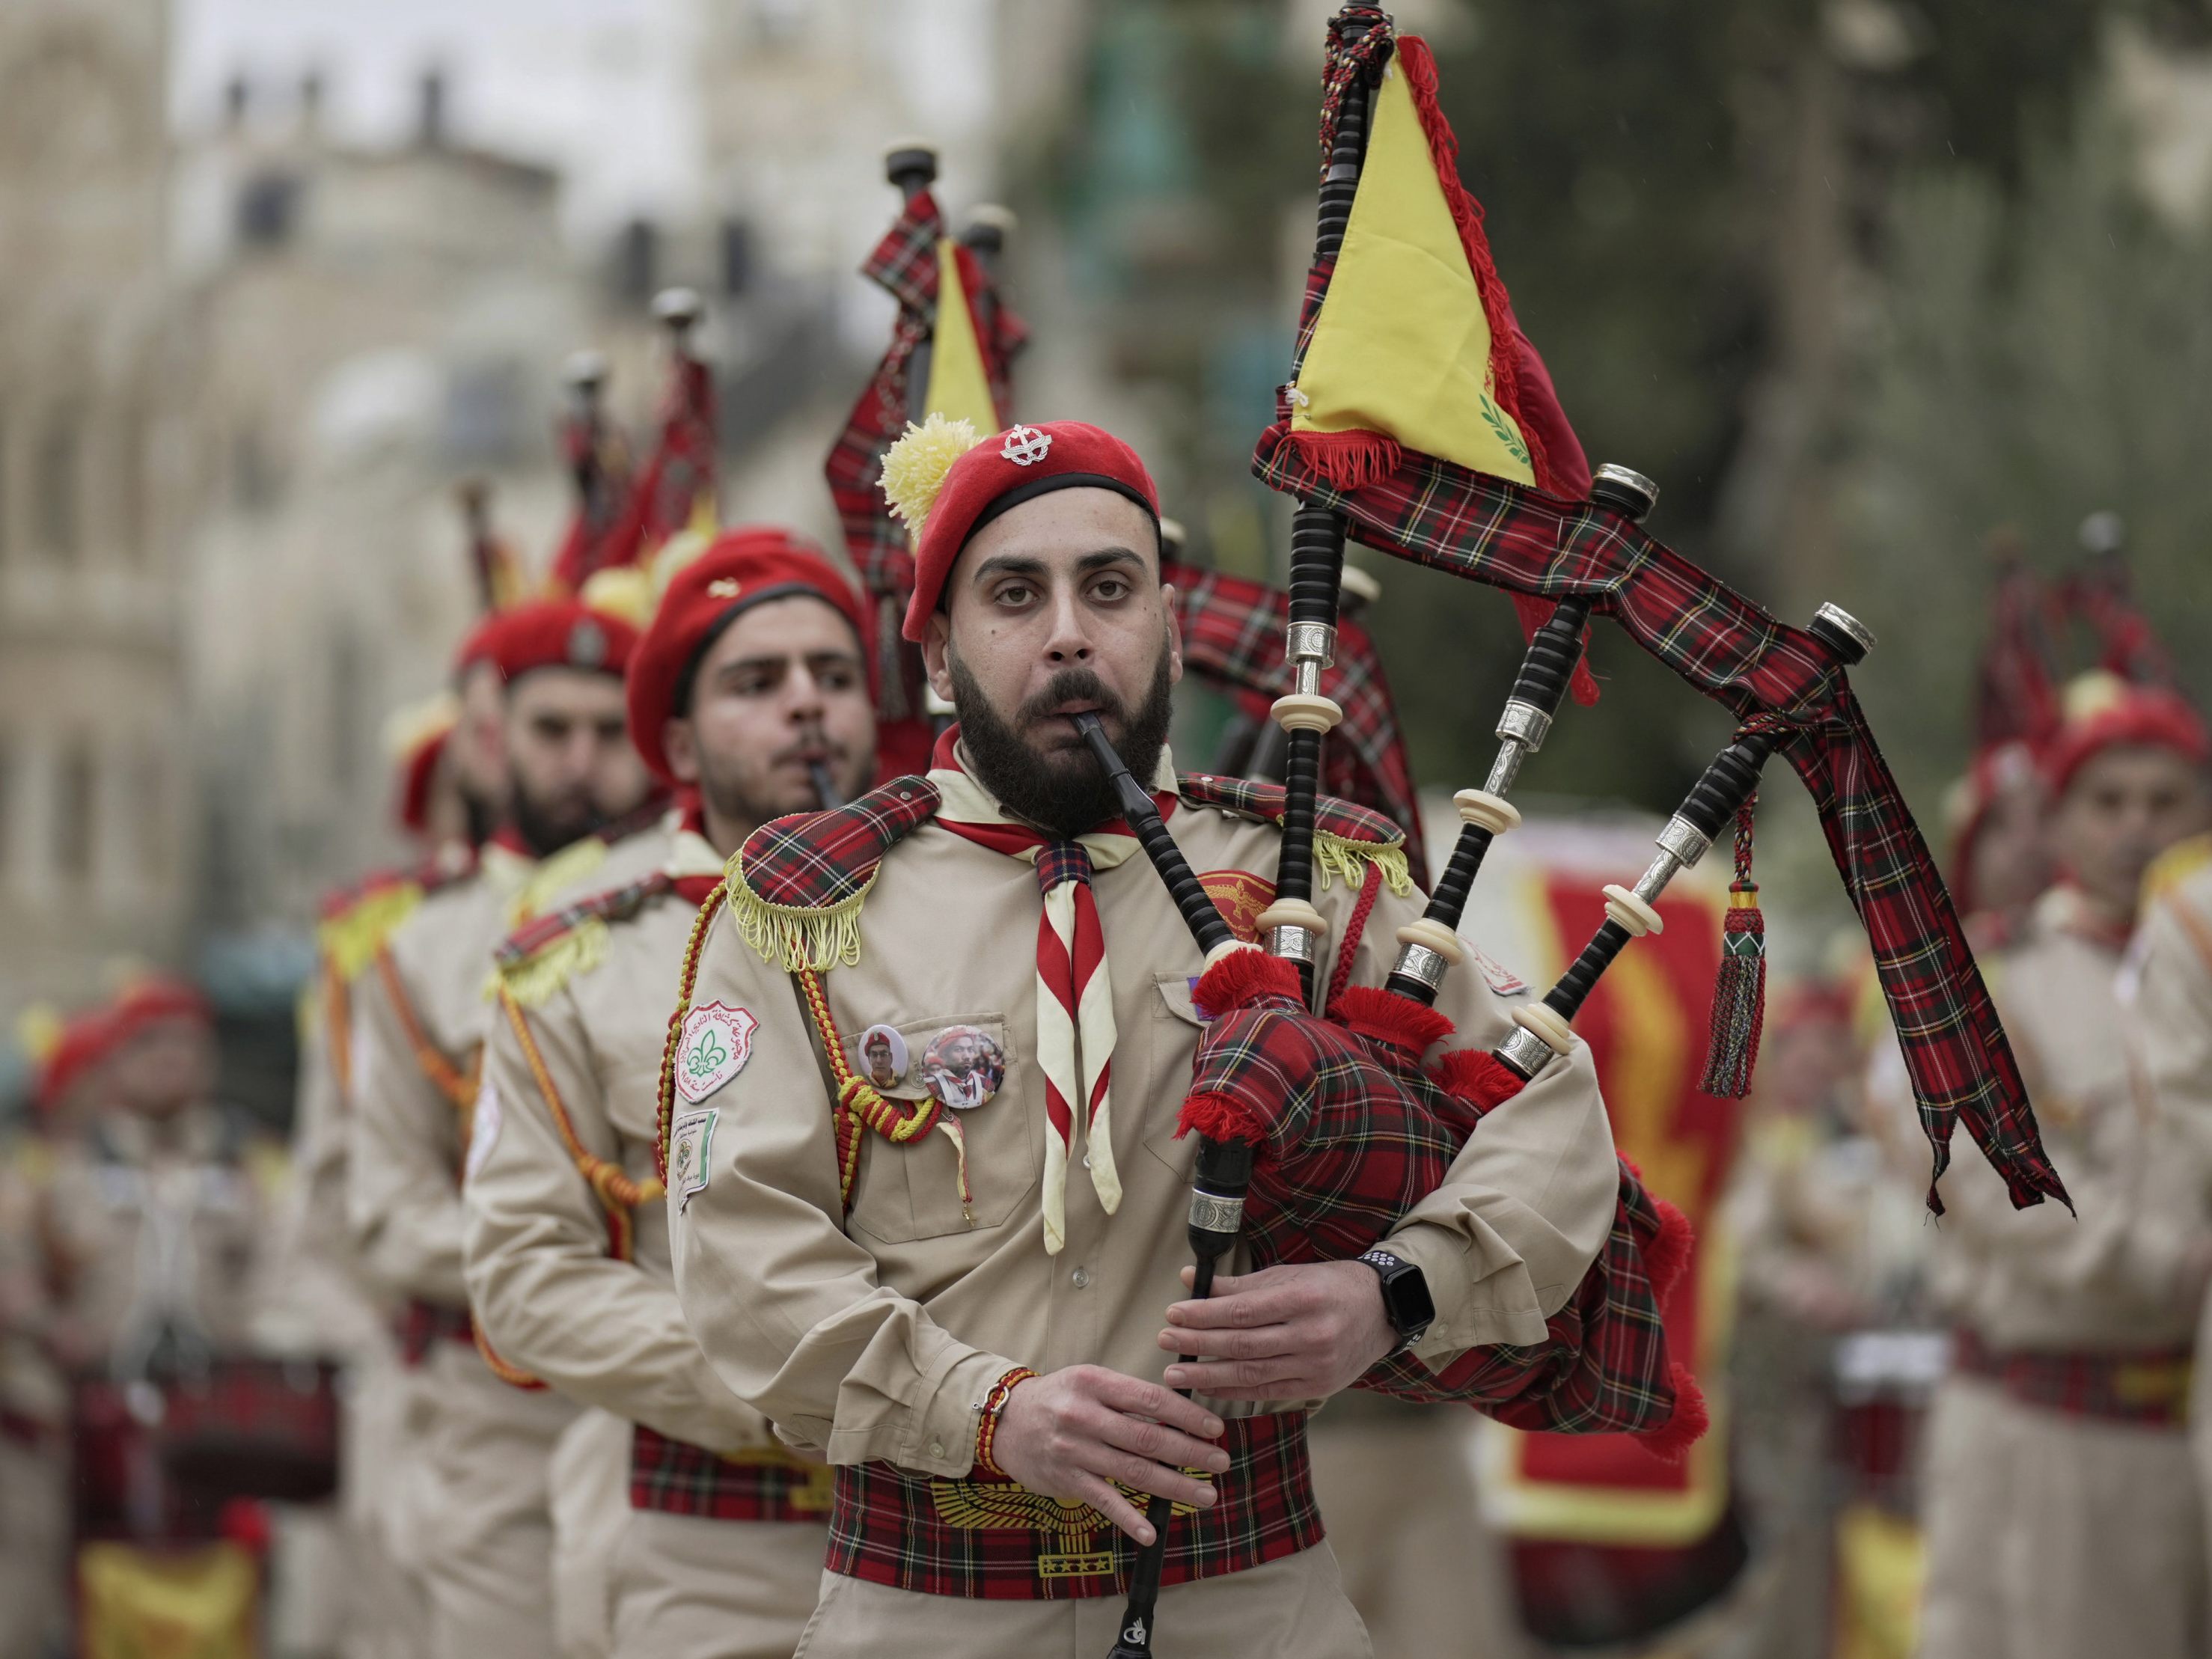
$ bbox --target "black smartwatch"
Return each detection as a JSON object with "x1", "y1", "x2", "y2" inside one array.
[{"x1": 1357, "y1": 1247, "x2": 1435, "y2": 1354}]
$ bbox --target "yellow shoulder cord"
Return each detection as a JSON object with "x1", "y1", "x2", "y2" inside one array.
[
  {"x1": 657, "y1": 884, "x2": 730, "y2": 1182},
  {"x1": 795, "y1": 968, "x2": 971, "y2": 1224},
  {"x1": 495, "y1": 986, "x2": 663, "y2": 1263},
  {"x1": 370, "y1": 945, "x2": 480, "y2": 1115}
]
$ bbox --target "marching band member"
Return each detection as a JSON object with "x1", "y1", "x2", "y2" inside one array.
[
  {"x1": 1897, "y1": 671, "x2": 2212, "y2": 1659},
  {"x1": 346, "y1": 597, "x2": 653, "y2": 1659},
  {"x1": 465, "y1": 530, "x2": 879, "y2": 1658},
  {"x1": 664, "y1": 420, "x2": 1620, "y2": 1655}
]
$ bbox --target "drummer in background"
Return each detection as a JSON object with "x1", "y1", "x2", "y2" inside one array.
[{"x1": 1877, "y1": 670, "x2": 2212, "y2": 1659}]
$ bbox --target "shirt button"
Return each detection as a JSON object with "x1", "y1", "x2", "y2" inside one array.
[
  {"x1": 929, "y1": 1439, "x2": 945, "y2": 1458},
  {"x1": 1071, "y1": 1266, "x2": 1092, "y2": 1289}
]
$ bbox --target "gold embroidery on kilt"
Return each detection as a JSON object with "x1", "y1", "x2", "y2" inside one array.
[{"x1": 926, "y1": 1476, "x2": 1208, "y2": 1580}]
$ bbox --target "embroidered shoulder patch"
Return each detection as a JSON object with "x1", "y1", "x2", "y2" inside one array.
[
  {"x1": 1197, "y1": 869, "x2": 1274, "y2": 945},
  {"x1": 667, "y1": 1109, "x2": 717, "y2": 1212},
  {"x1": 675, "y1": 1003, "x2": 758, "y2": 1104}
]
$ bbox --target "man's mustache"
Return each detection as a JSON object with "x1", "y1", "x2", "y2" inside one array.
[{"x1": 1016, "y1": 670, "x2": 1126, "y2": 729}]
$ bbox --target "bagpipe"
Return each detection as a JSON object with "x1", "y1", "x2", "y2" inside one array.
[{"x1": 1093, "y1": 8, "x2": 2066, "y2": 1656}]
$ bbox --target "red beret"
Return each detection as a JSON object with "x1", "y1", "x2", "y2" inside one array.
[
  {"x1": 37, "y1": 978, "x2": 213, "y2": 1113},
  {"x1": 901, "y1": 421, "x2": 1159, "y2": 642},
  {"x1": 468, "y1": 599, "x2": 638, "y2": 685},
  {"x1": 626, "y1": 528, "x2": 868, "y2": 785},
  {"x1": 2044, "y1": 681, "x2": 2210, "y2": 798},
  {"x1": 35, "y1": 1008, "x2": 116, "y2": 1115},
  {"x1": 394, "y1": 726, "x2": 450, "y2": 836}
]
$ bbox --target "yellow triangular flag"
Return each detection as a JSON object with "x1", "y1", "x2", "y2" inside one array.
[
  {"x1": 1291, "y1": 56, "x2": 1533, "y2": 485},
  {"x1": 923, "y1": 239, "x2": 1000, "y2": 435}
]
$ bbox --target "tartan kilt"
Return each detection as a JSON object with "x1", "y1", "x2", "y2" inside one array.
[
  {"x1": 629, "y1": 1424, "x2": 837, "y2": 1522},
  {"x1": 1951, "y1": 1330, "x2": 2194, "y2": 1429},
  {"x1": 1182, "y1": 963, "x2": 1679, "y2": 1434},
  {"x1": 824, "y1": 1411, "x2": 1321, "y2": 1601}
]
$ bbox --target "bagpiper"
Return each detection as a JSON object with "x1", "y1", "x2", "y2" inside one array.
[
  {"x1": 346, "y1": 596, "x2": 655, "y2": 1659},
  {"x1": 465, "y1": 529, "x2": 879, "y2": 1658},
  {"x1": 664, "y1": 419, "x2": 1622, "y2": 1655}
]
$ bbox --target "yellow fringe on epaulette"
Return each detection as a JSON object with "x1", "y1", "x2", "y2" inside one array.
[
  {"x1": 489, "y1": 917, "x2": 611, "y2": 1009},
  {"x1": 1313, "y1": 832, "x2": 1414, "y2": 897},
  {"x1": 508, "y1": 837, "x2": 609, "y2": 928},
  {"x1": 722, "y1": 850, "x2": 876, "y2": 974},
  {"x1": 318, "y1": 882, "x2": 425, "y2": 983},
  {"x1": 2143, "y1": 831, "x2": 2212, "y2": 908}
]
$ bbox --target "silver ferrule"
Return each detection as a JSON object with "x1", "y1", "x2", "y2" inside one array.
[
  {"x1": 1655, "y1": 813, "x2": 1712, "y2": 870},
  {"x1": 1390, "y1": 941, "x2": 1452, "y2": 991},
  {"x1": 1631, "y1": 848, "x2": 1686, "y2": 905},
  {"x1": 1268, "y1": 925, "x2": 1317, "y2": 965},
  {"x1": 1483, "y1": 739, "x2": 1527, "y2": 797},
  {"x1": 1495, "y1": 698, "x2": 1553, "y2": 754},
  {"x1": 1498, "y1": 1025, "x2": 1558, "y2": 1079},
  {"x1": 1188, "y1": 1191, "x2": 1246, "y2": 1235},
  {"x1": 1285, "y1": 620, "x2": 1336, "y2": 669},
  {"x1": 1290, "y1": 659, "x2": 1324, "y2": 698}
]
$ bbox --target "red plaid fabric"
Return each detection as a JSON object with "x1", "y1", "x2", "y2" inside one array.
[
  {"x1": 1167, "y1": 562, "x2": 1425, "y2": 872},
  {"x1": 732, "y1": 778, "x2": 941, "y2": 911},
  {"x1": 396, "y1": 1298, "x2": 474, "y2": 1367},
  {"x1": 548, "y1": 410, "x2": 634, "y2": 593},
  {"x1": 1952, "y1": 1330, "x2": 2193, "y2": 1429},
  {"x1": 1178, "y1": 958, "x2": 1680, "y2": 1436},
  {"x1": 596, "y1": 354, "x2": 717, "y2": 574},
  {"x1": 629, "y1": 1424, "x2": 837, "y2": 1521},
  {"x1": 1175, "y1": 772, "x2": 1412, "y2": 875},
  {"x1": 1249, "y1": 421, "x2": 2067, "y2": 1219},
  {"x1": 494, "y1": 870, "x2": 678, "y2": 974},
  {"x1": 824, "y1": 1411, "x2": 1322, "y2": 1600}
]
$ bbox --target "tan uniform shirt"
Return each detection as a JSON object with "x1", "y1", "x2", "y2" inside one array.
[
  {"x1": 670, "y1": 761, "x2": 1621, "y2": 1479},
  {"x1": 465, "y1": 825, "x2": 775, "y2": 1452},
  {"x1": 349, "y1": 832, "x2": 667, "y2": 1306},
  {"x1": 40, "y1": 1109, "x2": 266, "y2": 1365},
  {"x1": 2128, "y1": 854, "x2": 2212, "y2": 1203},
  {"x1": 1892, "y1": 885, "x2": 2195, "y2": 1349}
]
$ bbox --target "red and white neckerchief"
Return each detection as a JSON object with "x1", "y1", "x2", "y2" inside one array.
[{"x1": 930, "y1": 728, "x2": 1175, "y2": 1254}]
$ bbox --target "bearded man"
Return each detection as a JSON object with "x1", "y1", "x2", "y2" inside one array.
[{"x1": 663, "y1": 421, "x2": 1622, "y2": 1656}]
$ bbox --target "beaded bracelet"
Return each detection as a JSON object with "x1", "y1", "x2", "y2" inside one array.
[{"x1": 972, "y1": 1366, "x2": 1038, "y2": 1479}]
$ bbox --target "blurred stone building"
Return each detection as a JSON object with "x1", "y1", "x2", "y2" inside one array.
[{"x1": 0, "y1": 0, "x2": 189, "y2": 1027}]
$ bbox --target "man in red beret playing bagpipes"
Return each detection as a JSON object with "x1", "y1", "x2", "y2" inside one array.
[
  {"x1": 660, "y1": 414, "x2": 1630, "y2": 1656},
  {"x1": 462, "y1": 530, "x2": 879, "y2": 1659},
  {"x1": 346, "y1": 596, "x2": 659, "y2": 1659}
]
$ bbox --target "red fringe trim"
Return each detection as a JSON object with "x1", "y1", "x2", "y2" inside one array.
[
  {"x1": 1177, "y1": 1091, "x2": 1267, "y2": 1148},
  {"x1": 1328, "y1": 985, "x2": 1456, "y2": 1055},
  {"x1": 1635, "y1": 1363, "x2": 1710, "y2": 1464},
  {"x1": 1192, "y1": 948, "x2": 1301, "y2": 1018},
  {"x1": 1395, "y1": 37, "x2": 1553, "y2": 497},
  {"x1": 1643, "y1": 1194, "x2": 1694, "y2": 1302},
  {"x1": 1285, "y1": 427, "x2": 1404, "y2": 490},
  {"x1": 1432, "y1": 1046, "x2": 1527, "y2": 1113}
]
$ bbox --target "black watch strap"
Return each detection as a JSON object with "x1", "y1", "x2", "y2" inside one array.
[{"x1": 1357, "y1": 1247, "x2": 1436, "y2": 1353}]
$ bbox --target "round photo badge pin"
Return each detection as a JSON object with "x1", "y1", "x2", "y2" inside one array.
[
  {"x1": 921, "y1": 1024, "x2": 1006, "y2": 1110},
  {"x1": 857, "y1": 1024, "x2": 911, "y2": 1092}
]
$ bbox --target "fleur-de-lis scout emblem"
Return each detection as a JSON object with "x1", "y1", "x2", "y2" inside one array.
[
  {"x1": 1000, "y1": 424, "x2": 1052, "y2": 466},
  {"x1": 675, "y1": 1002, "x2": 759, "y2": 1104}
]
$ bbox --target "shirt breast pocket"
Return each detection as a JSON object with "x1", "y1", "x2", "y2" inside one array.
[
  {"x1": 1141, "y1": 972, "x2": 1206, "y2": 1177},
  {"x1": 846, "y1": 1012, "x2": 1039, "y2": 1245}
]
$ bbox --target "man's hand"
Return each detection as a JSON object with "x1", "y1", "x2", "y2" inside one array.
[
  {"x1": 988, "y1": 1365, "x2": 1229, "y2": 1546},
  {"x1": 1160, "y1": 1261, "x2": 1396, "y2": 1400}
]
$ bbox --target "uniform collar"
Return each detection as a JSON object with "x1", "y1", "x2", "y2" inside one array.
[{"x1": 926, "y1": 727, "x2": 1179, "y2": 831}]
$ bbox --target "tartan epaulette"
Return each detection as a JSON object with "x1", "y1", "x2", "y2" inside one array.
[
  {"x1": 724, "y1": 777, "x2": 941, "y2": 972},
  {"x1": 1176, "y1": 772, "x2": 1415, "y2": 896},
  {"x1": 492, "y1": 870, "x2": 677, "y2": 1008}
]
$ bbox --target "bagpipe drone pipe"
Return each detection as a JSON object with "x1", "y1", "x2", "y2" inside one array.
[{"x1": 1096, "y1": 9, "x2": 2068, "y2": 1655}]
